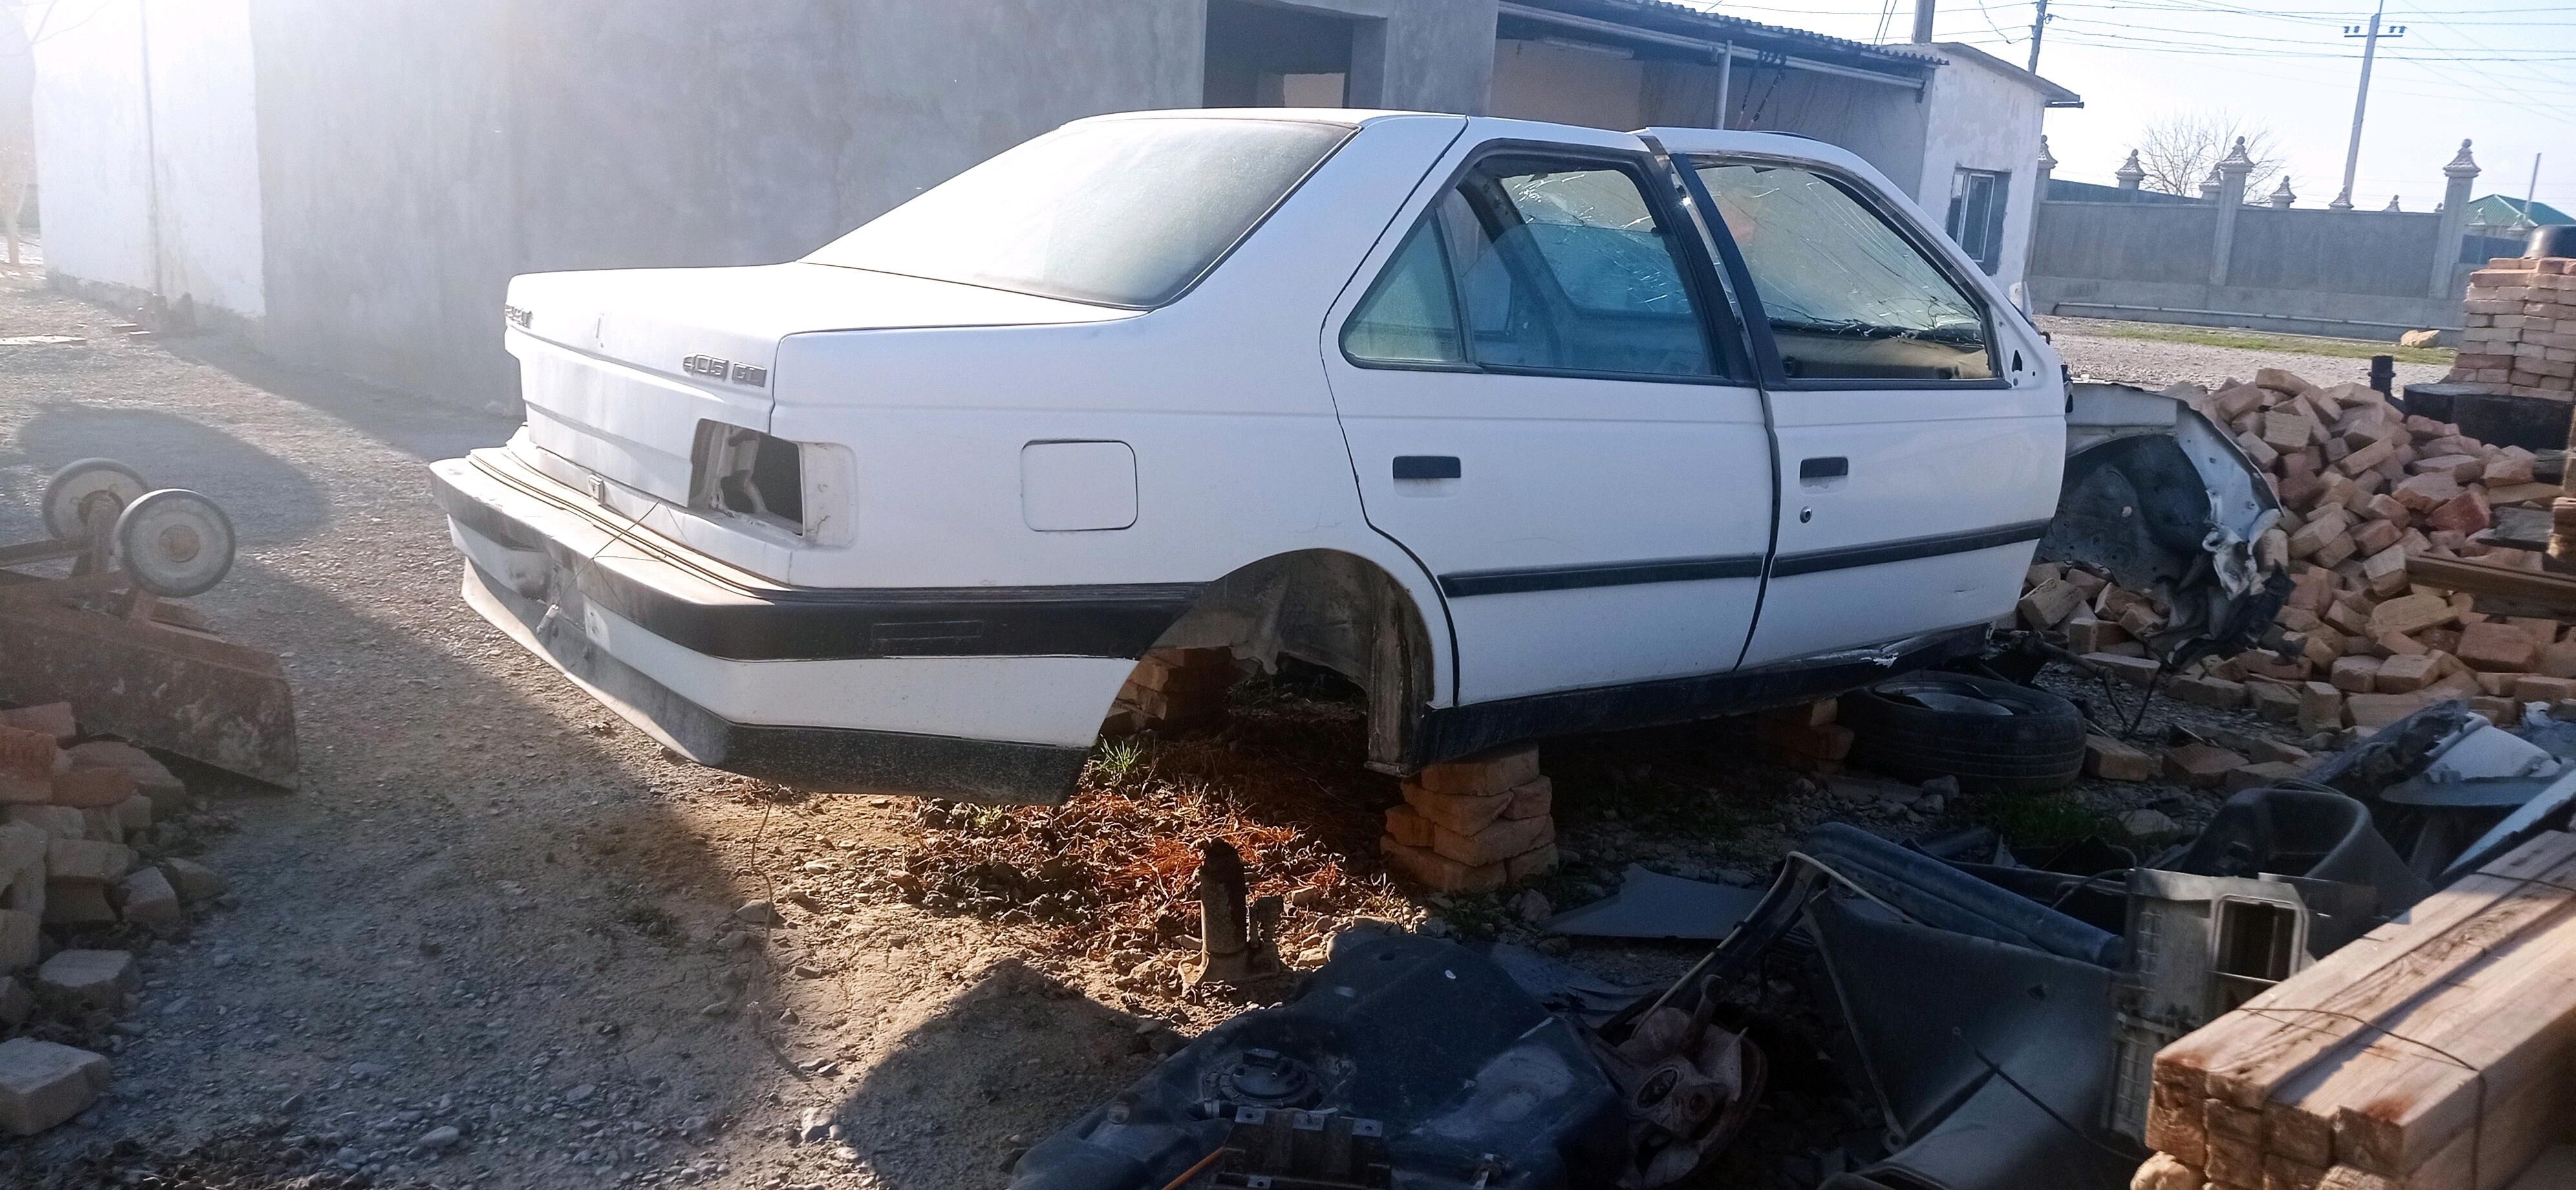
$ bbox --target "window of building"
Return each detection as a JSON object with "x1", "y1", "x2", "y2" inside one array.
[
  {"x1": 1946, "y1": 168, "x2": 2010, "y2": 275},
  {"x1": 1695, "y1": 161, "x2": 1997, "y2": 382}
]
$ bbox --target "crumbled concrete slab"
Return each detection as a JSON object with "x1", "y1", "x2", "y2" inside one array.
[
  {"x1": 115, "y1": 866, "x2": 180, "y2": 927},
  {"x1": 34, "y1": 949, "x2": 134, "y2": 1009},
  {"x1": 0, "y1": 1037, "x2": 111, "y2": 1135}
]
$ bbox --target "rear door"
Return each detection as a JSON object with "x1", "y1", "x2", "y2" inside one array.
[
  {"x1": 1321, "y1": 126, "x2": 1774, "y2": 706},
  {"x1": 1659, "y1": 140, "x2": 2063, "y2": 669}
]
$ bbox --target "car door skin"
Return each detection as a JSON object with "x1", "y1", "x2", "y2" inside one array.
[
  {"x1": 1319, "y1": 122, "x2": 1776, "y2": 707},
  {"x1": 1651, "y1": 131, "x2": 2066, "y2": 670}
]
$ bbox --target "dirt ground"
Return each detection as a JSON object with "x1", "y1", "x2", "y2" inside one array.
[{"x1": 0, "y1": 263, "x2": 2328, "y2": 1190}]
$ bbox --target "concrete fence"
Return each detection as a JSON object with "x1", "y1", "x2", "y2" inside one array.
[{"x1": 2027, "y1": 139, "x2": 2487, "y2": 341}]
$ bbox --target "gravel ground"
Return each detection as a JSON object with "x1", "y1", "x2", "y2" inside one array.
[
  {"x1": 2041, "y1": 315, "x2": 2451, "y2": 393},
  {"x1": 0, "y1": 265, "x2": 2319, "y2": 1190}
]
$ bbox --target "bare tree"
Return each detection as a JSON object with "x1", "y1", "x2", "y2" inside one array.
[{"x1": 2132, "y1": 109, "x2": 2287, "y2": 200}]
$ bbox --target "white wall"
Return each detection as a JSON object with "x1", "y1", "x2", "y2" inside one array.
[
  {"x1": 1918, "y1": 47, "x2": 2048, "y2": 288},
  {"x1": 1490, "y1": 39, "x2": 1644, "y2": 131},
  {"x1": 30, "y1": 0, "x2": 264, "y2": 317}
]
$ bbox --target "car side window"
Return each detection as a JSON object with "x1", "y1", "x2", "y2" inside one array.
[
  {"x1": 1342, "y1": 222, "x2": 1466, "y2": 365},
  {"x1": 1694, "y1": 162, "x2": 1997, "y2": 382},
  {"x1": 1344, "y1": 155, "x2": 1717, "y2": 379}
]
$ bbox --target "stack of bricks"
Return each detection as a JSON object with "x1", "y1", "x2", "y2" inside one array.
[
  {"x1": 1380, "y1": 746, "x2": 1557, "y2": 894},
  {"x1": 0, "y1": 701, "x2": 202, "y2": 975},
  {"x1": 2445, "y1": 256, "x2": 2576, "y2": 400},
  {"x1": 1102, "y1": 647, "x2": 1236, "y2": 735},
  {"x1": 2013, "y1": 364, "x2": 2576, "y2": 737}
]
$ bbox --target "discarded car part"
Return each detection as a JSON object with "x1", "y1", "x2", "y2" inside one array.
[
  {"x1": 2046, "y1": 383, "x2": 2287, "y2": 662},
  {"x1": 112, "y1": 489, "x2": 237, "y2": 598},
  {"x1": 2171, "y1": 787, "x2": 2431, "y2": 931},
  {"x1": 1541, "y1": 865, "x2": 1764, "y2": 942},
  {"x1": 1837, "y1": 675, "x2": 2087, "y2": 795},
  {"x1": 1808, "y1": 892, "x2": 2138, "y2": 1190},
  {"x1": 1188, "y1": 840, "x2": 1281, "y2": 988},
  {"x1": 1589, "y1": 991, "x2": 1766, "y2": 1187},
  {"x1": 2107, "y1": 871, "x2": 2316, "y2": 1147},
  {"x1": 1803, "y1": 822, "x2": 2124, "y2": 968},
  {"x1": 1009, "y1": 933, "x2": 1624, "y2": 1190},
  {"x1": 39, "y1": 457, "x2": 148, "y2": 541},
  {"x1": 0, "y1": 466, "x2": 295, "y2": 786},
  {"x1": 2443, "y1": 764, "x2": 2576, "y2": 883},
  {"x1": 1215, "y1": 1106, "x2": 1391, "y2": 1189}
]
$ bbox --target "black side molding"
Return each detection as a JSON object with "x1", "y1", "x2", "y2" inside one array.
[
  {"x1": 1439, "y1": 554, "x2": 1764, "y2": 598},
  {"x1": 1393, "y1": 455, "x2": 1462, "y2": 481},
  {"x1": 1772, "y1": 519, "x2": 2052, "y2": 578}
]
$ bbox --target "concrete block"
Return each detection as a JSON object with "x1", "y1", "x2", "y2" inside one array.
[
  {"x1": 0, "y1": 1038, "x2": 111, "y2": 1136},
  {"x1": 0, "y1": 910, "x2": 35, "y2": 971},
  {"x1": 34, "y1": 949, "x2": 133, "y2": 1010},
  {"x1": 4, "y1": 805, "x2": 82, "y2": 840},
  {"x1": 1401, "y1": 784, "x2": 1512, "y2": 837},
  {"x1": 1501, "y1": 777, "x2": 1551, "y2": 821},
  {"x1": 2165, "y1": 744, "x2": 2248, "y2": 788},
  {"x1": 2515, "y1": 675, "x2": 2576, "y2": 703},
  {"x1": 43, "y1": 839, "x2": 129, "y2": 883},
  {"x1": 2167, "y1": 675, "x2": 2247, "y2": 709},
  {"x1": 2248, "y1": 681, "x2": 2302, "y2": 724},
  {"x1": 1413, "y1": 747, "x2": 1540, "y2": 799},
  {"x1": 46, "y1": 766, "x2": 131, "y2": 810},
  {"x1": 1380, "y1": 836, "x2": 1503, "y2": 895},
  {"x1": 2017, "y1": 578, "x2": 2085, "y2": 629},
  {"x1": 156, "y1": 858, "x2": 225, "y2": 903},
  {"x1": 2347, "y1": 692, "x2": 2429, "y2": 729},
  {"x1": 2376, "y1": 653, "x2": 2439, "y2": 693},
  {"x1": 0, "y1": 704, "x2": 74, "y2": 743},
  {"x1": 64, "y1": 742, "x2": 184, "y2": 812},
  {"x1": 2085, "y1": 653, "x2": 2163, "y2": 686},
  {"x1": 1428, "y1": 814, "x2": 1554, "y2": 868},
  {"x1": 0, "y1": 724, "x2": 56, "y2": 782},
  {"x1": 2330, "y1": 655, "x2": 2382, "y2": 693},
  {"x1": 2085, "y1": 735, "x2": 2155, "y2": 781},
  {"x1": 2458, "y1": 622, "x2": 2540, "y2": 672},
  {"x1": 113, "y1": 867, "x2": 179, "y2": 927},
  {"x1": 2367, "y1": 593, "x2": 2456, "y2": 637}
]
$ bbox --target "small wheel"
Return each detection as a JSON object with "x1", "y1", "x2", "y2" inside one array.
[
  {"x1": 41, "y1": 458, "x2": 150, "y2": 541},
  {"x1": 113, "y1": 489, "x2": 236, "y2": 598}
]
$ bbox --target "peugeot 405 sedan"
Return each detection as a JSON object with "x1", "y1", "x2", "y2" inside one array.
[{"x1": 431, "y1": 109, "x2": 2281, "y2": 802}]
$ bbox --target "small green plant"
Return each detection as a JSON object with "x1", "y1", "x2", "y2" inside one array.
[
  {"x1": 1088, "y1": 737, "x2": 1146, "y2": 785},
  {"x1": 1968, "y1": 790, "x2": 2121, "y2": 850}
]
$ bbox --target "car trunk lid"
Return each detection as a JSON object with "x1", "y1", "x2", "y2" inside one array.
[{"x1": 504, "y1": 262, "x2": 1122, "y2": 503}]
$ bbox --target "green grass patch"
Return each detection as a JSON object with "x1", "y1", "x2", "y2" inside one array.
[
  {"x1": 1966, "y1": 790, "x2": 2123, "y2": 851},
  {"x1": 2048, "y1": 317, "x2": 2454, "y2": 367}
]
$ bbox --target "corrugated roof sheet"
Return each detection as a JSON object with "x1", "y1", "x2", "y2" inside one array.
[{"x1": 1509, "y1": 0, "x2": 1944, "y2": 70}]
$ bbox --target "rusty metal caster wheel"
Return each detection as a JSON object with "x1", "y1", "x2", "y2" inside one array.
[{"x1": 113, "y1": 488, "x2": 237, "y2": 598}]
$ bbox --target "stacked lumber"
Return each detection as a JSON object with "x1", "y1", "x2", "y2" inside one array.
[
  {"x1": 2137, "y1": 830, "x2": 2576, "y2": 1190},
  {"x1": 2443, "y1": 257, "x2": 2576, "y2": 401},
  {"x1": 2021, "y1": 365, "x2": 2576, "y2": 735}
]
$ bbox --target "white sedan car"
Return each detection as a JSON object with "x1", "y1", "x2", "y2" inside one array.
[{"x1": 432, "y1": 109, "x2": 2276, "y2": 801}]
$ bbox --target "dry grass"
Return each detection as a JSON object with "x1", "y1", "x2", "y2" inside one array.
[{"x1": 870, "y1": 671, "x2": 1421, "y2": 962}]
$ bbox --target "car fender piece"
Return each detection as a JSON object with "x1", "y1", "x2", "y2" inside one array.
[{"x1": 2046, "y1": 382, "x2": 2286, "y2": 661}]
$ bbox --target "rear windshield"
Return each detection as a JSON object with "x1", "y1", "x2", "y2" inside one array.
[{"x1": 805, "y1": 118, "x2": 1353, "y2": 308}]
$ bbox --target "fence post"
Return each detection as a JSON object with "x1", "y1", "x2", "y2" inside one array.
[
  {"x1": 2210, "y1": 138, "x2": 2253, "y2": 288},
  {"x1": 2432, "y1": 139, "x2": 2480, "y2": 300}
]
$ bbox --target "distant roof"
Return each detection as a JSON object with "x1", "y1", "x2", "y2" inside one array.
[
  {"x1": 1501, "y1": 0, "x2": 1944, "y2": 79},
  {"x1": 1928, "y1": 41, "x2": 2083, "y2": 107},
  {"x1": 2468, "y1": 194, "x2": 2573, "y2": 227}
]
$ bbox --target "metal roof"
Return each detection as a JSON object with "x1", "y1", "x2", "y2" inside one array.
[{"x1": 1503, "y1": 0, "x2": 1946, "y2": 74}]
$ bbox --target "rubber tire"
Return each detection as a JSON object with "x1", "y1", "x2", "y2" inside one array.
[{"x1": 1838, "y1": 673, "x2": 2087, "y2": 794}]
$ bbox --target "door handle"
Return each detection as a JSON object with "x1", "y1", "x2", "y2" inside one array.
[
  {"x1": 1799, "y1": 456, "x2": 1848, "y2": 481},
  {"x1": 1393, "y1": 455, "x2": 1461, "y2": 481}
]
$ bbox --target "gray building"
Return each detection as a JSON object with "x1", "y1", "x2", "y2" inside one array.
[{"x1": 30, "y1": 0, "x2": 2074, "y2": 409}]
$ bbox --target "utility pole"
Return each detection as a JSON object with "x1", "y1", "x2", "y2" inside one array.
[
  {"x1": 1913, "y1": 0, "x2": 1935, "y2": 45},
  {"x1": 2028, "y1": 0, "x2": 2052, "y2": 72},
  {"x1": 2332, "y1": 1, "x2": 2405, "y2": 211},
  {"x1": 2522, "y1": 153, "x2": 2544, "y2": 228}
]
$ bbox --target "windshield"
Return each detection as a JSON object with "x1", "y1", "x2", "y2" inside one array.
[{"x1": 806, "y1": 118, "x2": 1353, "y2": 308}]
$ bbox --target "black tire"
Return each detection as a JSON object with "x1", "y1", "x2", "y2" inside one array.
[{"x1": 1838, "y1": 673, "x2": 2086, "y2": 794}]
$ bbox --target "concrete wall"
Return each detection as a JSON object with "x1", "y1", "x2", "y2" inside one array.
[
  {"x1": 248, "y1": 0, "x2": 1207, "y2": 409},
  {"x1": 1916, "y1": 52, "x2": 2044, "y2": 286},
  {"x1": 1341, "y1": 0, "x2": 1497, "y2": 114},
  {"x1": 32, "y1": 0, "x2": 265, "y2": 318},
  {"x1": 1728, "y1": 65, "x2": 1927, "y2": 204},
  {"x1": 2028, "y1": 199, "x2": 2467, "y2": 338},
  {"x1": 1490, "y1": 39, "x2": 1643, "y2": 130}
]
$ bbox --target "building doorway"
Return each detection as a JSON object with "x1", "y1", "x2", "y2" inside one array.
[{"x1": 1204, "y1": 0, "x2": 1358, "y2": 108}]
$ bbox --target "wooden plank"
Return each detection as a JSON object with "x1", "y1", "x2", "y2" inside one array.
[
  {"x1": 2405, "y1": 554, "x2": 2576, "y2": 616},
  {"x1": 2375, "y1": 1065, "x2": 2568, "y2": 1190},
  {"x1": 2151, "y1": 835, "x2": 2576, "y2": 1178}
]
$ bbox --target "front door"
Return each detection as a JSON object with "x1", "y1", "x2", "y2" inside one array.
[
  {"x1": 1322, "y1": 130, "x2": 1774, "y2": 706},
  {"x1": 1669, "y1": 144, "x2": 2065, "y2": 669}
]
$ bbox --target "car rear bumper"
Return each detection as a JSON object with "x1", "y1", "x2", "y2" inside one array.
[{"x1": 429, "y1": 450, "x2": 1179, "y2": 802}]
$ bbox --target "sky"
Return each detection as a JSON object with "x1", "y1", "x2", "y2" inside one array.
[{"x1": 1679, "y1": 0, "x2": 2575, "y2": 215}]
